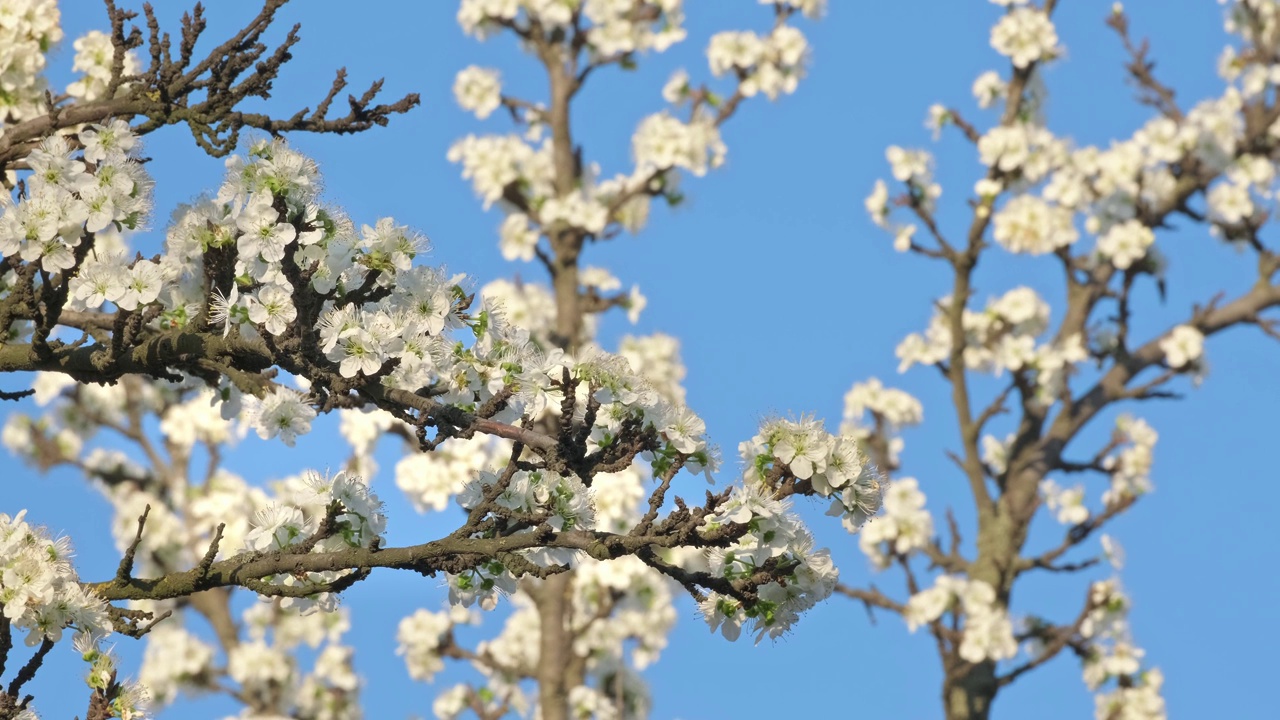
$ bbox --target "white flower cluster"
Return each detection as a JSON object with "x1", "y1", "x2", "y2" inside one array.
[
  {"x1": 461, "y1": 467, "x2": 595, "y2": 532},
  {"x1": 865, "y1": 179, "x2": 918, "y2": 252},
  {"x1": 581, "y1": 0, "x2": 686, "y2": 56},
  {"x1": 5, "y1": 370, "x2": 376, "y2": 716},
  {"x1": 66, "y1": 29, "x2": 141, "y2": 101},
  {"x1": 569, "y1": 679, "x2": 649, "y2": 720},
  {"x1": 1100, "y1": 414, "x2": 1157, "y2": 506},
  {"x1": 210, "y1": 602, "x2": 359, "y2": 719},
  {"x1": 1048, "y1": 145, "x2": 1144, "y2": 228},
  {"x1": 480, "y1": 278, "x2": 563, "y2": 344},
  {"x1": 295, "y1": 644, "x2": 361, "y2": 719},
  {"x1": 498, "y1": 212, "x2": 539, "y2": 261},
  {"x1": 972, "y1": 70, "x2": 1007, "y2": 109},
  {"x1": 447, "y1": 559, "x2": 518, "y2": 613},
  {"x1": 926, "y1": 102, "x2": 957, "y2": 139},
  {"x1": 466, "y1": 597, "x2": 538, "y2": 709},
  {"x1": 601, "y1": 172, "x2": 655, "y2": 235},
  {"x1": 130, "y1": 430, "x2": 270, "y2": 561},
  {"x1": 166, "y1": 139, "x2": 610, "y2": 432},
  {"x1": 1095, "y1": 219, "x2": 1155, "y2": 270},
  {"x1": 0, "y1": 510, "x2": 110, "y2": 647},
  {"x1": 573, "y1": 350, "x2": 715, "y2": 474},
  {"x1": 978, "y1": 123, "x2": 1067, "y2": 184},
  {"x1": 903, "y1": 574, "x2": 1018, "y2": 663},
  {"x1": 159, "y1": 385, "x2": 244, "y2": 450},
  {"x1": 432, "y1": 683, "x2": 510, "y2": 720},
  {"x1": 1, "y1": 122, "x2": 151, "y2": 281},
  {"x1": 1206, "y1": 173, "x2": 1256, "y2": 227},
  {"x1": 866, "y1": 146, "x2": 944, "y2": 251},
  {"x1": 1028, "y1": 92, "x2": 1253, "y2": 258},
  {"x1": 319, "y1": 295, "x2": 706, "y2": 557},
  {"x1": 457, "y1": 0, "x2": 686, "y2": 55},
  {"x1": 0, "y1": 0, "x2": 62, "y2": 127},
  {"x1": 896, "y1": 286, "x2": 1086, "y2": 404},
  {"x1": 842, "y1": 378, "x2": 924, "y2": 432},
  {"x1": 251, "y1": 386, "x2": 317, "y2": 447},
  {"x1": 319, "y1": 246, "x2": 454, "y2": 382},
  {"x1": 138, "y1": 617, "x2": 217, "y2": 705},
  {"x1": 448, "y1": 134, "x2": 554, "y2": 208},
  {"x1": 86, "y1": 443, "x2": 265, "y2": 578},
  {"x1": 991, "y1": 195, "x2": 1077, "y2": 255},
  {"x1": 981, "y1": 432, "x2": 1014, "y2": 475},
  {"x1": 886, "y1": 146, "x2": 942, "y2": 213},
  {"x1": 397, "y1": 434, "x2": 507, "y2": 513},
  {"x1": 436, "y1": 381, "x2": 700, "y2": 614},
  {"x1": 336, "y1": 406, "x2": 399, "y2": 479},
  {"x1": 1222, "y1": 0, "x2": 1280, "y2": 112},
  {"x1": 453, "y1": 65, "x2": 502, "y2": 120},
  {"x1": 0, "y1": 509, "x2": 149, "y2": 719},
  {"x1": 990, "y1": 5, "x2": 1061, "y2": 69},
  {"x1": 530, "y1": 182, "x2": 605, "y2": 238},
  {"x1": 579, "y1": 265, "x2": 620, "y2": 294},
  {"x1": 1081, "y1": 580, "x2": 1167, "y2": 720},
  {"x1": 707, "y1": 24, "x2": 809, "y2": 100},
  {"x1": 570, "y1": 556, "x2": 676, "y2": 670},
  {"x1": 396, "y1": 605, "x2": 475, "y2": 682},
  {"x1": 418, "y1": 566, "x2": 663, "y2": 719},
  {"x1": 243, "y1": 471, "x2": 386, "y2": 613},
  {"x1": 858, "y1": 477, "x2": 933, "y2": 569},
  {"x1": 741, "y1": 417, "x2": 881, "y2": 532},
  {"x1": 50, "y1": 386, "x2": 267, "y2": 571},
  {"x1": 684, "y1": 419, "x2": 868, "y2": 642},
  {"x1": 1158, "y1": 324, "x2": 1205, "y2": 370},
  {"x1": 618, "y1": 333, "x2": 687, "y2": 405},
  {"x1": 632, "y1": 111, "x2": 726, "y2": 178},
  {"x1": 543, "y1": 188, "x2": 611, "y2": 234},
  {"x1": 1224, "y1": 0, "x2": 1280, "y2": 48},
  {"x1": 3, "y1": 403, "x2": 82, "y2": 466},
  {"x1": 1095, "y1": 670, "x2": 1166, "y2": 720},
  {"x1": 1039, "y1": 478, "x2": 1089, "y2": 525},
  {"x1": 840, "y1": 377, "x2": 923, "y2": 465},
  {"x1": 590, "y1": 466, "x2": 648, "y2": 533},
  {"x1": 696, "y1": 483, "x2": 837, "y2": 643},
  {"x1": 243, "y1": 598, "x2": 352, "y2": 651}
]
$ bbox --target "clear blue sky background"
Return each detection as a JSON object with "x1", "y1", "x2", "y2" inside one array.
[{"x1": 7, "y1": 1, "x2": 1278, "y2": 718}]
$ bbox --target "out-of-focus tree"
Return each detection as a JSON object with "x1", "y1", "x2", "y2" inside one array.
[{"x1": 836, "y1": 1, "x2": 1279, "y2": 718}]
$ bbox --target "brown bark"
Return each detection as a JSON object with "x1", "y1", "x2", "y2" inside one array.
[
  {"x1": 944, "y1": 661, "x2": 998, "y2": 720},
  {"x1": 535, "y1": 573, "x2": 575, "y2": 720}
]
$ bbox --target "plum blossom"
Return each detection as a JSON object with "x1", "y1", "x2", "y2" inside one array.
[
  {"x1": 990, "y1": 7, "x2": 1061, "y2": 68},
  {"x1": 1096, "y1": 219, "x2": 1155, "y2": 270},
  {"x1": 992, "y1": 195, "x2": 1078, "y2": 254},
  {"x1": 1159, "y1": 325, "x2": 1205, "y2": 369},
  {"x1": 253, "y1": 388, "x2": 317, "y2": 446},
  {"x1": 453, "y1": 65, "x2": 502, "y2": 119}
]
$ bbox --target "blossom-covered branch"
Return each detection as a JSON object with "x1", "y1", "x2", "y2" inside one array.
[{"x1": 0, "y1": 2, "x2": 880, "y2": 719}]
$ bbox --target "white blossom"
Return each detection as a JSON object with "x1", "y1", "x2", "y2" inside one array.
[
  {"x1": 990, "y1": 7, "x2": 1061, "y2": 68},
  {"x1": 1159, "y1": 325, "x2": 1205, "y2": 369},
  {"x1": 453, "y1": 65, "x2": 502, "y2": 119}
]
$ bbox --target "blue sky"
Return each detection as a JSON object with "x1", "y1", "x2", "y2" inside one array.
[{"x1": 7, "y1": 1, "x2": 1278, "y2": 718}]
